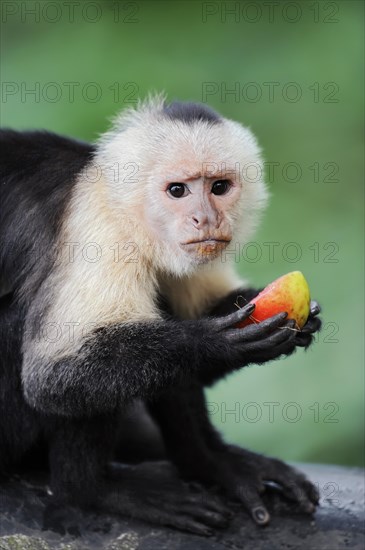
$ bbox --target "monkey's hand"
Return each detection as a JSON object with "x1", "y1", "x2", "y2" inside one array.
[
  {"x1": 294, "y1": 300, "x2": 322, "y2": 348},
  {"x1": 196, "y1": 300, "x2": 322, "y2": 382},
  {"x1": 207, "y1": 292, "x2": 322, "y2": 353},
  {"x1": 195, "y1": 305, "x2": 299, "y2": 383}
]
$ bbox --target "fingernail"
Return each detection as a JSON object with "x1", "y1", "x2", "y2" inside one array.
[{"x1": 253, "y1": 506, "x2": 270, "y2": 524}]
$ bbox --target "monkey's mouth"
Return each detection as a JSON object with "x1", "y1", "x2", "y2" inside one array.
[
  {"x1": 182, "y1": 238, "x2": 231, "y2": 245},
  {"x1": 181, "y1": 239, "x2": 231, "y2": 255}
]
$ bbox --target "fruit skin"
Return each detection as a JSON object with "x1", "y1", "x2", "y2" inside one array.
[{"x1": 237, "y1": 271, "x2": 311, "y2": 329}]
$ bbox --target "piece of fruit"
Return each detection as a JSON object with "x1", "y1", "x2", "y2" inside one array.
[{"x1": 237, "y1": 271, "x2": 310, "y2": 329}]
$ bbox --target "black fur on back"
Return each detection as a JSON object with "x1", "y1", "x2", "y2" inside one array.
[
  {"x1": 0, "y1": 130, "x2": 95, "y2": 300},
  {"x1": 162, "y1": 101, "x2": 221, "y2": 125}
]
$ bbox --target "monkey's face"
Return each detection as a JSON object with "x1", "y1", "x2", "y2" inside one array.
[
  {"x1": 143, "y1": 143, "x2": 249, "y2": 275},
  {"x1": 150, "y1": 173, "x2": 240, "y2": 266},
  {"x1": 98, "y1": 101, "x2": 268, "y2": 276},
  {"x1": 140, "y1": 123, "x2": 268, "y2": 275}
]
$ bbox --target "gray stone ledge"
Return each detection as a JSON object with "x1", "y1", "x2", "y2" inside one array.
[{"x1": 0, "y1": 463, "x2": 364, "y2": 550}]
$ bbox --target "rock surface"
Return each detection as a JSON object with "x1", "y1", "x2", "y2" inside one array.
[{"x1": 0, "y1": 462, "x2": 364, "y2": 550}]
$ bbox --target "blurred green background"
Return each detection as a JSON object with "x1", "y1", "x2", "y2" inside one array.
[{"x1": 1, "y1": 1, "x2": 364, "y2": 466}]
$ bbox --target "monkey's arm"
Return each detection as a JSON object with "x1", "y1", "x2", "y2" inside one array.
[{"x1": 22, "y1": 305, "x2": 297, "y2": 417}]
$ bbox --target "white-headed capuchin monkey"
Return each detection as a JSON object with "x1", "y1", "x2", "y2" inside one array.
[{"x1": 0, "y1": 96, "x2": 321, "y2": 536}]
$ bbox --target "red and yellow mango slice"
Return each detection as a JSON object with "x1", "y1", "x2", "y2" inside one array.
[{"x1": 237, "y1": 271, "x2": 311, "y2": 329}]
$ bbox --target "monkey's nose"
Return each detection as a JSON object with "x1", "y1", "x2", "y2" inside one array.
[{"x1": 191, "y1": 213, "x2": 208, "y2": 228}]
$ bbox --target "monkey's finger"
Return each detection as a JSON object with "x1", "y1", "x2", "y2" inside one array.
[
  {"x1": 212, "y1": 303, "x2": 255, "y2": 330},
  {"x1": 225, "y1": 312, "x2": 289, "y2": 343},
  {"x1": 300, "y1": 316, "x2": 322, "y2": 334},
  {"x1": 183, "y1": 490, "x2": 232, "y2": 517},
  {"x1": 252, "y1": 320, "x2": 297, "y2": 347},
  {"x1": 291, "y1": 478, "x2": 320, "y2": 506},
  {"x1": 235, "y1": 486, "x2": 270, "y2": 525},
  {"x1": 247, "y1": 335, "x2": 299, "y2": 362},
  {"x1": 310, "y1": 300, "x2": 321, "y2": 316},
  {"x1": 303, "y1": 478, "x2": 320, "y2": 505},
  {"x1": 262, "y1": 461, "x2": 320, "y2": 510},
  {"x1": 204, "y1": 498, "x2": 232, "y2": 517},
  {"x1": 235, "y1": 323, "x2": 297, "y2": 357},
  {"x1": 294, "y1": 334, "x2": 313, "y2": 348},
  {"x1": 271, "y1": 479, "x2": 316, "y2": 514},
  {"x1": 120, "y1": 499, "x2": 216, "y2": 537},
  {"x1": 281, "y1": 476, "x2": 319, "y2": 508},
  {"x1": 166, "y1": 515, "x2": 215, "y2": 536},
  {"x1": 178, "y1": 505, "x2": 229, "y2": 529},
  {"x1": 212, "y1": 470, "x2": 270, "y2": 526}
]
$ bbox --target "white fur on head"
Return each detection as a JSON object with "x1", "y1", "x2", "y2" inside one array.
[{"x1": 96, "y1": 94, "x2": 268, "y2": 276}]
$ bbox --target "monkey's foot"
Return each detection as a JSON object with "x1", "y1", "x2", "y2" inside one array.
[
  {"x1": 208, "y1": 445, "x2": 320, "y2": 525},
  {"x1": 181, "y1": 446, "x2": 320, "y2": 526},
  {"x1": 102, "y1": 462, "x2": 232, "y2": 536}
]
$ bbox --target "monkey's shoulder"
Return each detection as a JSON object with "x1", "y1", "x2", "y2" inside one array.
[
  {"x1": 0, "y1": 129, "x2": 95, "y2": 188},
  {"x1": 0, "y1": 130, "x2": 95, "y2": 287}
]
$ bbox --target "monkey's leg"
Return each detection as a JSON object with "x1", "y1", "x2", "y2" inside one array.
[
  {"x1": 0, "y1": 292, "x2": 42, "y2": 472},
  {"x1": 113, "y1": 400, "x2": 166, "y2": 463},
  {"x1": 47, "y1": 416, "x2": 231, "y2": 537},
  {"x1": 148, "y1": 385, "x2": 319, "y2": 526}
]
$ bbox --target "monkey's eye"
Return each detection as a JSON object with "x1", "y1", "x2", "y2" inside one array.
[
  {"x1": 211, "y1": 179, "x2": 230, "y2": 196},
  {"x1": 167, "y1": 183, "x2": 188, "y2": 198}
]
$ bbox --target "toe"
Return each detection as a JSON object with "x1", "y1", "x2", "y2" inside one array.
[{"x1": 252, "y1": 505, "x2": 270, "y2": 525}]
